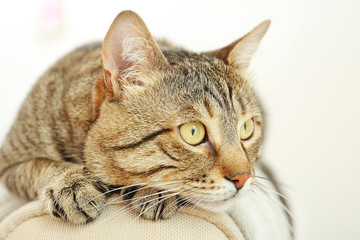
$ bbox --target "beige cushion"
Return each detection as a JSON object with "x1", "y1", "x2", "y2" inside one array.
[{"x1": 0, "y1": 184, "x2": 244, "y2": 240}]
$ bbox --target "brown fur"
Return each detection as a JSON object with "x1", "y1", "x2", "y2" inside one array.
[{"x1": 0, "y1": 11, "x2": 271, "y2": 224}]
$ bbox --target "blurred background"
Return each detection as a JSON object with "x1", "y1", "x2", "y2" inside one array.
[{"x1": 0, "y1": 0, "x2": 359, "y2": 239}]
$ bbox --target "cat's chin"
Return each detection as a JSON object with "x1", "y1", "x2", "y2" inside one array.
[{"x1": 195, "y1": 196, "x2": 237, "y2": 212}]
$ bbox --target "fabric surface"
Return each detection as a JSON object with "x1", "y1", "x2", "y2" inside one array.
[
  {"x1": 0, "y1": 184, "x2": 28, "y2": 222},
  {"x1": 0, "y1": 184, "x2": 244, "y2": 240}
]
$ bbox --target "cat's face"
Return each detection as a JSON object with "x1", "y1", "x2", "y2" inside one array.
[
  {"x1": 85, "y1": 11, "x2": 268, "y2": 209},
  {"x1": 86, "y1": 53, "x2": 263, "y2": 209}
]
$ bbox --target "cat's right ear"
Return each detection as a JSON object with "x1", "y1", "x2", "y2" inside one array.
[
  {"x1": 102, "y1": 10, "x2": 169, "y2": 98},
  {"x1": 208, "y1": 20, "x2": 270, "y2": 70}
]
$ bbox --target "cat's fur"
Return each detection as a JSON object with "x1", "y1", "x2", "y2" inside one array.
[{"x1": 0, "y1": 10, "x2": 292, "y2": 239}]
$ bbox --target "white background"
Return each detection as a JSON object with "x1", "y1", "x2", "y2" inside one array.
[{"x1": 1, "y1": 0, "x2": 360, "y2": 239}]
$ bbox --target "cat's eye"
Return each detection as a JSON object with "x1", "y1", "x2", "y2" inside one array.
[
  {"x1": 240, "y1": 119, "x2": 254, "y2": 140},
  {"x1": 179, "y1": 122, "x2": 206, "y2": 146}
]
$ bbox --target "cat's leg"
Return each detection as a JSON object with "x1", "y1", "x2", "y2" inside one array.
[{"x1": 0, "y1": 159, "x2": 108, "y2": 224}]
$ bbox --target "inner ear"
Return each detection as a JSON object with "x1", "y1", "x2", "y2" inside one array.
[
  {"x1": 207, "y1": 20, "x2": 270, "y2": 70},
  {"x1": 102, "y1": 10, "x2": 169, "y2": 96}
]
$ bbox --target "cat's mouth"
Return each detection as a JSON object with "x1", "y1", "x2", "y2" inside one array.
[{"x1": 191, "y1": 180, "x2": 253, "y2": 211}]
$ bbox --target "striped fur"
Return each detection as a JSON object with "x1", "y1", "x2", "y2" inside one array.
[{"x1": 0, "y1": 10, "x2": 291, "y2": 236}]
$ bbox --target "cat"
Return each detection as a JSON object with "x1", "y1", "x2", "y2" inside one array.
[{"x1": 0, "y1": 10, "x2": 292, "y2": 239}]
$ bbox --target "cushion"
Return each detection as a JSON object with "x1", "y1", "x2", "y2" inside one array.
[{"x1": 0, "y1": 184, "x2": 244, "y2": 240}]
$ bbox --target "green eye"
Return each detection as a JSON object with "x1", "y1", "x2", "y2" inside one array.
[
  {"x1": 179, "y1": 122, "x2": 206, "y2": 145},
  {"x1": 240, "y1": 119, "x2": 254, "y2": 140}
]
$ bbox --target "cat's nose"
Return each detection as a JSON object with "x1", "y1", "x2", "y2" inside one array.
[{"x1": 229, "y1": 173, "x2": 251, "y2": 190}]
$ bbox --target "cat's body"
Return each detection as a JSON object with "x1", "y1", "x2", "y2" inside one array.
[{"x1": 0, "y1": 11, "x2": 292, "y2": 239}]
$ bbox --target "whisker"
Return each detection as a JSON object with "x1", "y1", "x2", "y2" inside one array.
[
  {"x1": 156, "y1": 194, "x2": 193, "y2": 217},
  {"x1": 70, "y1": 180, "x2": 191, "y2": 215},
  {"x1": 162, "y1": 197, "x2": 185, "y2": 214},
  {"x1": 255, "y1": 175, "x2": 293, "y2": 190},
  {"x1": 66, "y1": 185, "x2": 151, "y2": 215},
  {"x1": 105, "y1": 186, "x2": 185, "y2": 207},
  {"x1": 176, "y1": 198, "x2": 192, "y2": 210},
  {"x1": 104, "y1": 181, "x2": 190, "y2": 207},
  {"x1": 95, "y1": 187, "x2": 189, "y2": 225},
  {"x1": 94, "y1": 201, "x2": 133, "y2": 226},
  {"x1": 253, "y1": 183, "x2": 294, "y2": 219},
  {"x1": 88, "y1": 182, "x2": 147, "y2": 203},
  {"x1": 186, "y1": 194, "x2": 207, "y2": 212},
  {"x1": 110, "y1": 188, "x2": 185, "y2": 222},
  {"x1": 136, "y1": 187, "x2": 195, "y2": 220},
  {"x1": 92, "y1": 178, "x2": 191, "y2": 202},
  {"x1": 254, "y1": 182, "x2": 292, "y2": 203},
  {"x1": 135, "y1": 191, "x2": 181, "y2": 220},
  {"x1": 252, "y1": 184, "x2": 295, "y2": 235}
]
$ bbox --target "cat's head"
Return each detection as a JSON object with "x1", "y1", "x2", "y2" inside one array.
[{"x1": 86, "y1": 10, "x2": 269, "y2": 210}]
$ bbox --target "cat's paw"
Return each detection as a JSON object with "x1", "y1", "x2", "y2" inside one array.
[
  {"x1": 42, "y1": 168, "x2": 108, "y2": 224},
  {"x1": 128, "y1": 188, "x2": 179, "y2": 220}
]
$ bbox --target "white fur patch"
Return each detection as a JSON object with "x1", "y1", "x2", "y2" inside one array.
[{"x1": 226, "y1": 165, "x2": 292, "y2": 240}]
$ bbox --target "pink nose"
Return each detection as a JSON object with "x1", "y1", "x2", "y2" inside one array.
[{"x1": 230, "y1": 173, "x2": 251, "y2": 190}]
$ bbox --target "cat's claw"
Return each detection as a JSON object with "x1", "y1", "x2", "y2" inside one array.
[{"x1": 42, "y1": 168, "x2": 108, "y2": 224}]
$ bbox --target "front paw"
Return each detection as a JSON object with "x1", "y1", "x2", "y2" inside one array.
[
  {"x1": 43, "y1": 169, "x2": 108, "y2": 224},
  {"x1": 127, "y1": 188, "x2": 179, "y2": 220}
]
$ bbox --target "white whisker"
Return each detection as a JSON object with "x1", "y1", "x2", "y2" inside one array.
[
  {"x1": 135, "y1": 187, "x2": 195, "y2": 220},
  {"x1": 252, "y1": 184, "x2": 295, "y2": 235},
  {"x1": 75, "y1": 180, "x2": 190, "y2": 214},
  {"x1": 94, "y1": 187, "x2": 189, "y2": 226},
  {"x1": 255, "y1": 175, "x2": 293, "y2": 190},
  {"x1": 255, "y1": 182, "x2": 292, "y2": 204},
  {"x1": 106, "y1": 186, "x2": 185, "y2": 207},
  {"x1": 90, "y1": 178, "x2": 191, "y2": 204}
]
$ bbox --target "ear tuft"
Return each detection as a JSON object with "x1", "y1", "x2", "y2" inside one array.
[
  {"x1": 102, "y1": 10, "x2": 169, "y2": 97},
  {"x1": 209, "y1": 20, "x2": 270, "y2": 70}
]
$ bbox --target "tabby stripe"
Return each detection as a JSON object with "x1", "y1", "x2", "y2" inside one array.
[
  {"x1": 20, "y1": 183, "x2": 30, "y2": 200},
  {"x1": 49, "y1": 189, "x2": 67, "y2": 221},
  {"x1": 32, "y1": 97, "x2": 41, "y2": 143},
  {"x1": 203, "y1": 98, "x2": 214, "y2": 117},
  {"x1": 131, "y1": 165, "x2": 178, "y2": 176},
  {"x1": 73, "y1": 192, "x2": 93, "y2": 223},
  {"x1": 140, "y1": 201, "x2": 150, "y2": 215},
  {"x1": 0, "y1": 152, "x2": 9, "y2": 176},
  {"x1": 123, "y1": 186, "x2": 139, "y2": 200},
  {"x1": 112, "y1": 163, "x2": 178, "y2": 177},
  {"x1": 52, "y1": 211, "x2": 61, "y2": 218},
  {"x1": 207, "y1": 80, "x2": 233, "y2": 112},
  {"x1": 176, "y1": 195, "x2": 187, "y2": 208},
  {"x1": 238, "y1": 96, "x2": 246, "y2": 115},
  {"x1": 93, "y1": 180, "x2": 109, "y2": 194},
  {"x1": 204, "y1": 86, "x2": 225, "y2": 109},
  {"x1": 158, "y1": 144, "x2": 180, "y2": 162},
  {"x1": 14, "y1": 130, "x2": 29, "y2": 152},
  {"x1": 57, "y1": 140, "x2": 75, "y2": 162},
  {"x1": 112, "y1": 128, "x2": 172, "y2": 151},
  {"x1": 23, "y1": 128, "x2": 37, "y2": 150},
  {"x1": 61, "y1": 90, "x2": 75, "y2": 148},
  {"x1": 227, "y1": 85, "x2": 235, "y2": 110},
  {"x1": 155, "y1": 192, "x2": 164, "y2": 220},
  {"x1": 8, "y1": 137, "x2": 19, "y2": 155},
  {"x1": 240, "y1": 142, "x2": 249, "y2": 162},
  {"x1": 158, "y1": 202, "x2": 166, "y2": 220}
]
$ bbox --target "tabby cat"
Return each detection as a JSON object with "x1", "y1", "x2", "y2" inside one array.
[{"x1": 0, "y1": 10, "x2": 292, "y2": 239}]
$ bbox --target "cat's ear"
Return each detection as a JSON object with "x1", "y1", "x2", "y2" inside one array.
[
  {"x1": 102, "y1": 10, "x2": 169, "y2": 97},
  {"x1": 208, "y1": 20, "x2": 270, "y2": 69}
]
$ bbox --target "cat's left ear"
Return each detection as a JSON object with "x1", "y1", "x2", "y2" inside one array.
[{"x1": 208, "y1": 20, "x2": 270, "y2": 69}]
